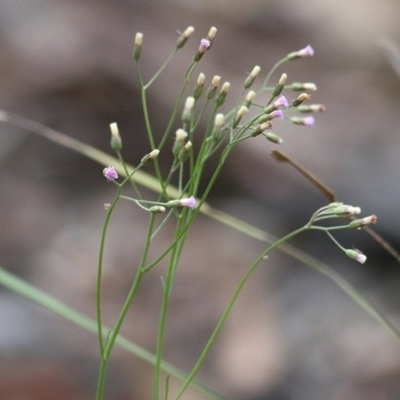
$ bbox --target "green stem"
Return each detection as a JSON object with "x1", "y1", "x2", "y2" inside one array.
[
  {"x1": 96, "y1": 214, "x2": 156, "y2": 400},
  {"x1": 154, "y1": 215, "x2": 185, "y2": 400},
  {"x1": 96, "y1": 185, "x2": 122, "y2": 355},
  {"x1": 174, "y1": 225, "x2": 308, "y2": 399}
]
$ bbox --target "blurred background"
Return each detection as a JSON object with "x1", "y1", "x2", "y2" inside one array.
[{"x1": 1, "y1": 0, "x2": 400, "y2": 399}]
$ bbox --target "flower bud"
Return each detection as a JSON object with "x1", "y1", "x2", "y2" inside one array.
[
  {"x1": 349, "y1": 215, "x2": 377, "y2": 229},
  {"x1": 263, "y1": 131, "x2": 283, "y2": 144},
  {"x1": 167, "y1": 196, "x2": 196, "y2": 210},
  {"x1": 243, "y1": 90, "x2": 256, "y2": 107},
  {"x1": 233, "y1": 106, "x2": 248, "y2": 128},
  {"x1": 251, "y1": 121, "x2": 272, "y2": 137},
  {"x1": 173, "y1": 129, "x2": 188, "y2": 156},
  {"x1": 149, "y1": 206, "x2": 166, "y2": 214},
  {"x1": 182, "y1": 96, "x2": 195, "y2": 123},
  {"x1": 291, "y1": 93, "x2": 311, "y2": 107},
  {"x1": 330, "y1": 204, "x2": 361, "y2": 217},
  {"x1": 194, "y1": 38, "x2": 211, "y2": 61},
  {"x1": 211, "y1": 113, "x2": 224, "y2": 141},
  {"x1": 289, "y1": 116, "x2": 315, "y2": 127},
  {"x1": 297, "y1": 104, "x2": 326, "y2": 113},
  {"x1": 193, "y1": 73, "x2": 206, "y2": 99},
  {"x1": 207, "y1": 75, "x2": 221, "y2": 99},
  {"x1": 244, "y1": 65, "x2": 261, "y2": 89},
  {"x1": 207, "y1": 26, "x2": 218, "y2": 41},
  {"x1": 272, "y1": 73, "x2": 288, "y2": 97},
  {"x1": 110, "y1": 122, "x2": 122, "y2": 151},
  {"x1": 215, "y1": 82, "x2": 230, "y2": 106},
  {"x1": 345, "y1": 249, "x2": 367, "y2": 264},
  {"x1": 133, "y1": 32, "x2": 143, "y2": 61},
  {"x1": 179, "y1": 141, "x2": 192, "y2": 162},
  {"x1": 289, "y1": 82, "x2": 317, "y2": 91},
  {"x1": 141, "y1": 149, "x2": 160, "y2": 165},
  {"x1": 176, "y1": 26, "x2": 195, "y2": 49},
  {"x1": 286, "y1": 45, "x2": 314, "y2": 61}
]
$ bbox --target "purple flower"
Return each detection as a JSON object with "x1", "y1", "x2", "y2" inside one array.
[
  {"x1": 287, "y1": 45, "x2": 315, "y2": 60},
  {"x1": 290, "y1": 116, "x2": 315, "y2": 127},
  {"x1": 103, "y1": 166, "x2": 118, "y2": 182},
  {"x1": 179, "y1": 196, "x2": 196, "y2": 209},
  {"x1": 269, "y1": 110, "x2": 284, "y2": 120},
  {"x1": 199, "y1": 39, "x2": 211, "y2": 52},
  {"x1": 298, "y1": 45, "x2": 314, "y2": 58},
  {"x1": 302, "y1": 116, "x2": 315, "y2": 127},
  {"x1": 273, "y1": 95, "x2": 289, "y2": 109}
]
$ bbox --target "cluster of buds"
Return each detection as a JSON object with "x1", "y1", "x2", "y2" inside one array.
[
  {"x1": 309, "y1": 202, "x2": 377, "y2": 264},
  {"x1": 173, "y1": 128, "x2": 192, "y2": 162}
]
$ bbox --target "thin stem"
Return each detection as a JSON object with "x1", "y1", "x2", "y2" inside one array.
[
  {"x1": 96, "y1": 214, "x2": 156, "y2": 400},
  {"x1": 154, "y1": 216, "x2": 185, "y2": 400},
  {"x1": 174, "y1": 225, "x2": 308, "y2": 400},
  {"x1": 96, "y1": 186, "x2": 122, "y2": 356}
]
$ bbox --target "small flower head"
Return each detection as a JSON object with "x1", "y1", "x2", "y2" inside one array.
[
  {"x1": 149, "y1": 205, "x2": 166, "y2": 214},
  {"x1": 290, "y1": 82, "x2": 318, "y2": 91},
  {"x1": 141, "y1": 149, "x2": 160, "y2": 165},
  {"x1": 179, "y1": 196, "x2": 196, "y2": 209},
  {"x1": 197, "y1": 72, "x2": 206, "y2": 86},
  {"x1": 244, "y1": 90, "x2": 256, "y2": 107},
  {"x1": 237, "y1": 106, "x2": 249, "y2": 118},
  {"x1": 182, "y1": 96, "x2": 195, "y2": 123},
  {"x1": 176, "y1": 26, "x2": 195, "y2": 49},
  {"x1": 133, "y1": 32, "x2": 144, "y2": 61},
  {"x1": 173, "y1": 129, "x2": 188, "y2": 156},
  {"x1": 273, "y1": 95, "x2": 289, "y2": 109},
  {"x1": 287, "y1": 45, "x2": 314, "y2": 61},
  {"x1": 233, "y1": 105, "x2": 249, "y2": 127},
  {"x1": 207, "y1": 75, "x2": 221, "y2": 99},
  {"x1": 279, "y1": 73, "x2": 288, "y2": 86},
  {"x1": 215, "y1": 82, "x2": 231, "y2": 106},
  {"x1": 194, "y1": 38, "x2": 211, "y2": 61},
  {"x1": 345, "y1": 249, "x2": 367, "y2": 264},
  {"x1": 193, "y1": 72, "x2": 206, "y2": 99},
  {"x1": 199, "y1": 38, "x2": 211, "y2": 53},
  {"x1": 244, "y1": 65, "x2": 261, "y2": 89},
  {"x1": 289, "y1": 116, "x2": 315, "y2": 127},
  {"x1": 214, "y1": 113, "x2": 224, "y2": 128},
  {"x1": 272, "y1": 73, "x2": 288, "y2": 97},
  {"x1": 211, "y1": 75, "x2": 221, "y2": 88},
  {"x1": 211, "y1": 113, "x2": 224, "y2": 141},
  {"x1": 329, "y1": 204, "x2": 361, "y2": 217},
  {"x1": 251, "y1": 121, "x2": 272, "y2": 137},
  {"x1": 166, "y1": 196, "x2": 197, "y2": 210},
  {"x1": 292, "y1": 93, "x2": 311, "y2": 107},
  {"x1": 269, "y1": 110, "x2": 284, "y2": 120},
  {"x1": 149, "y1": 149, "x2": 160, "y2": 159},
  {"x1": 263, "y1": 131, "x2": 283, "y2": 144},
  {"x1": 175, "y1": 128, "x2": 188, "y2": 142},
  {"x1": 297, "y1": 104, "x2": 326, "y2": 113},
  {"x1": 207, "y1": 26, "x2": 218, "y2": 41},
  {"x1": 135, "y1": 32, "x2": 143, "y2": 47},
  {"x1": 298, "y1": 45, "x2": 314, "y2": 57},
  {"x1": 109, "y1": 122, "x2": 122, "y2": 151},
  {"x1": 179, "y1": 141, "x2": 192, "y2": 162},
  {"x1": 103, "y1": 166, "x2": 118, "y2": 182},
  {"x1": 349, "y1": 214, "x2": 378, "y2": 229}
]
